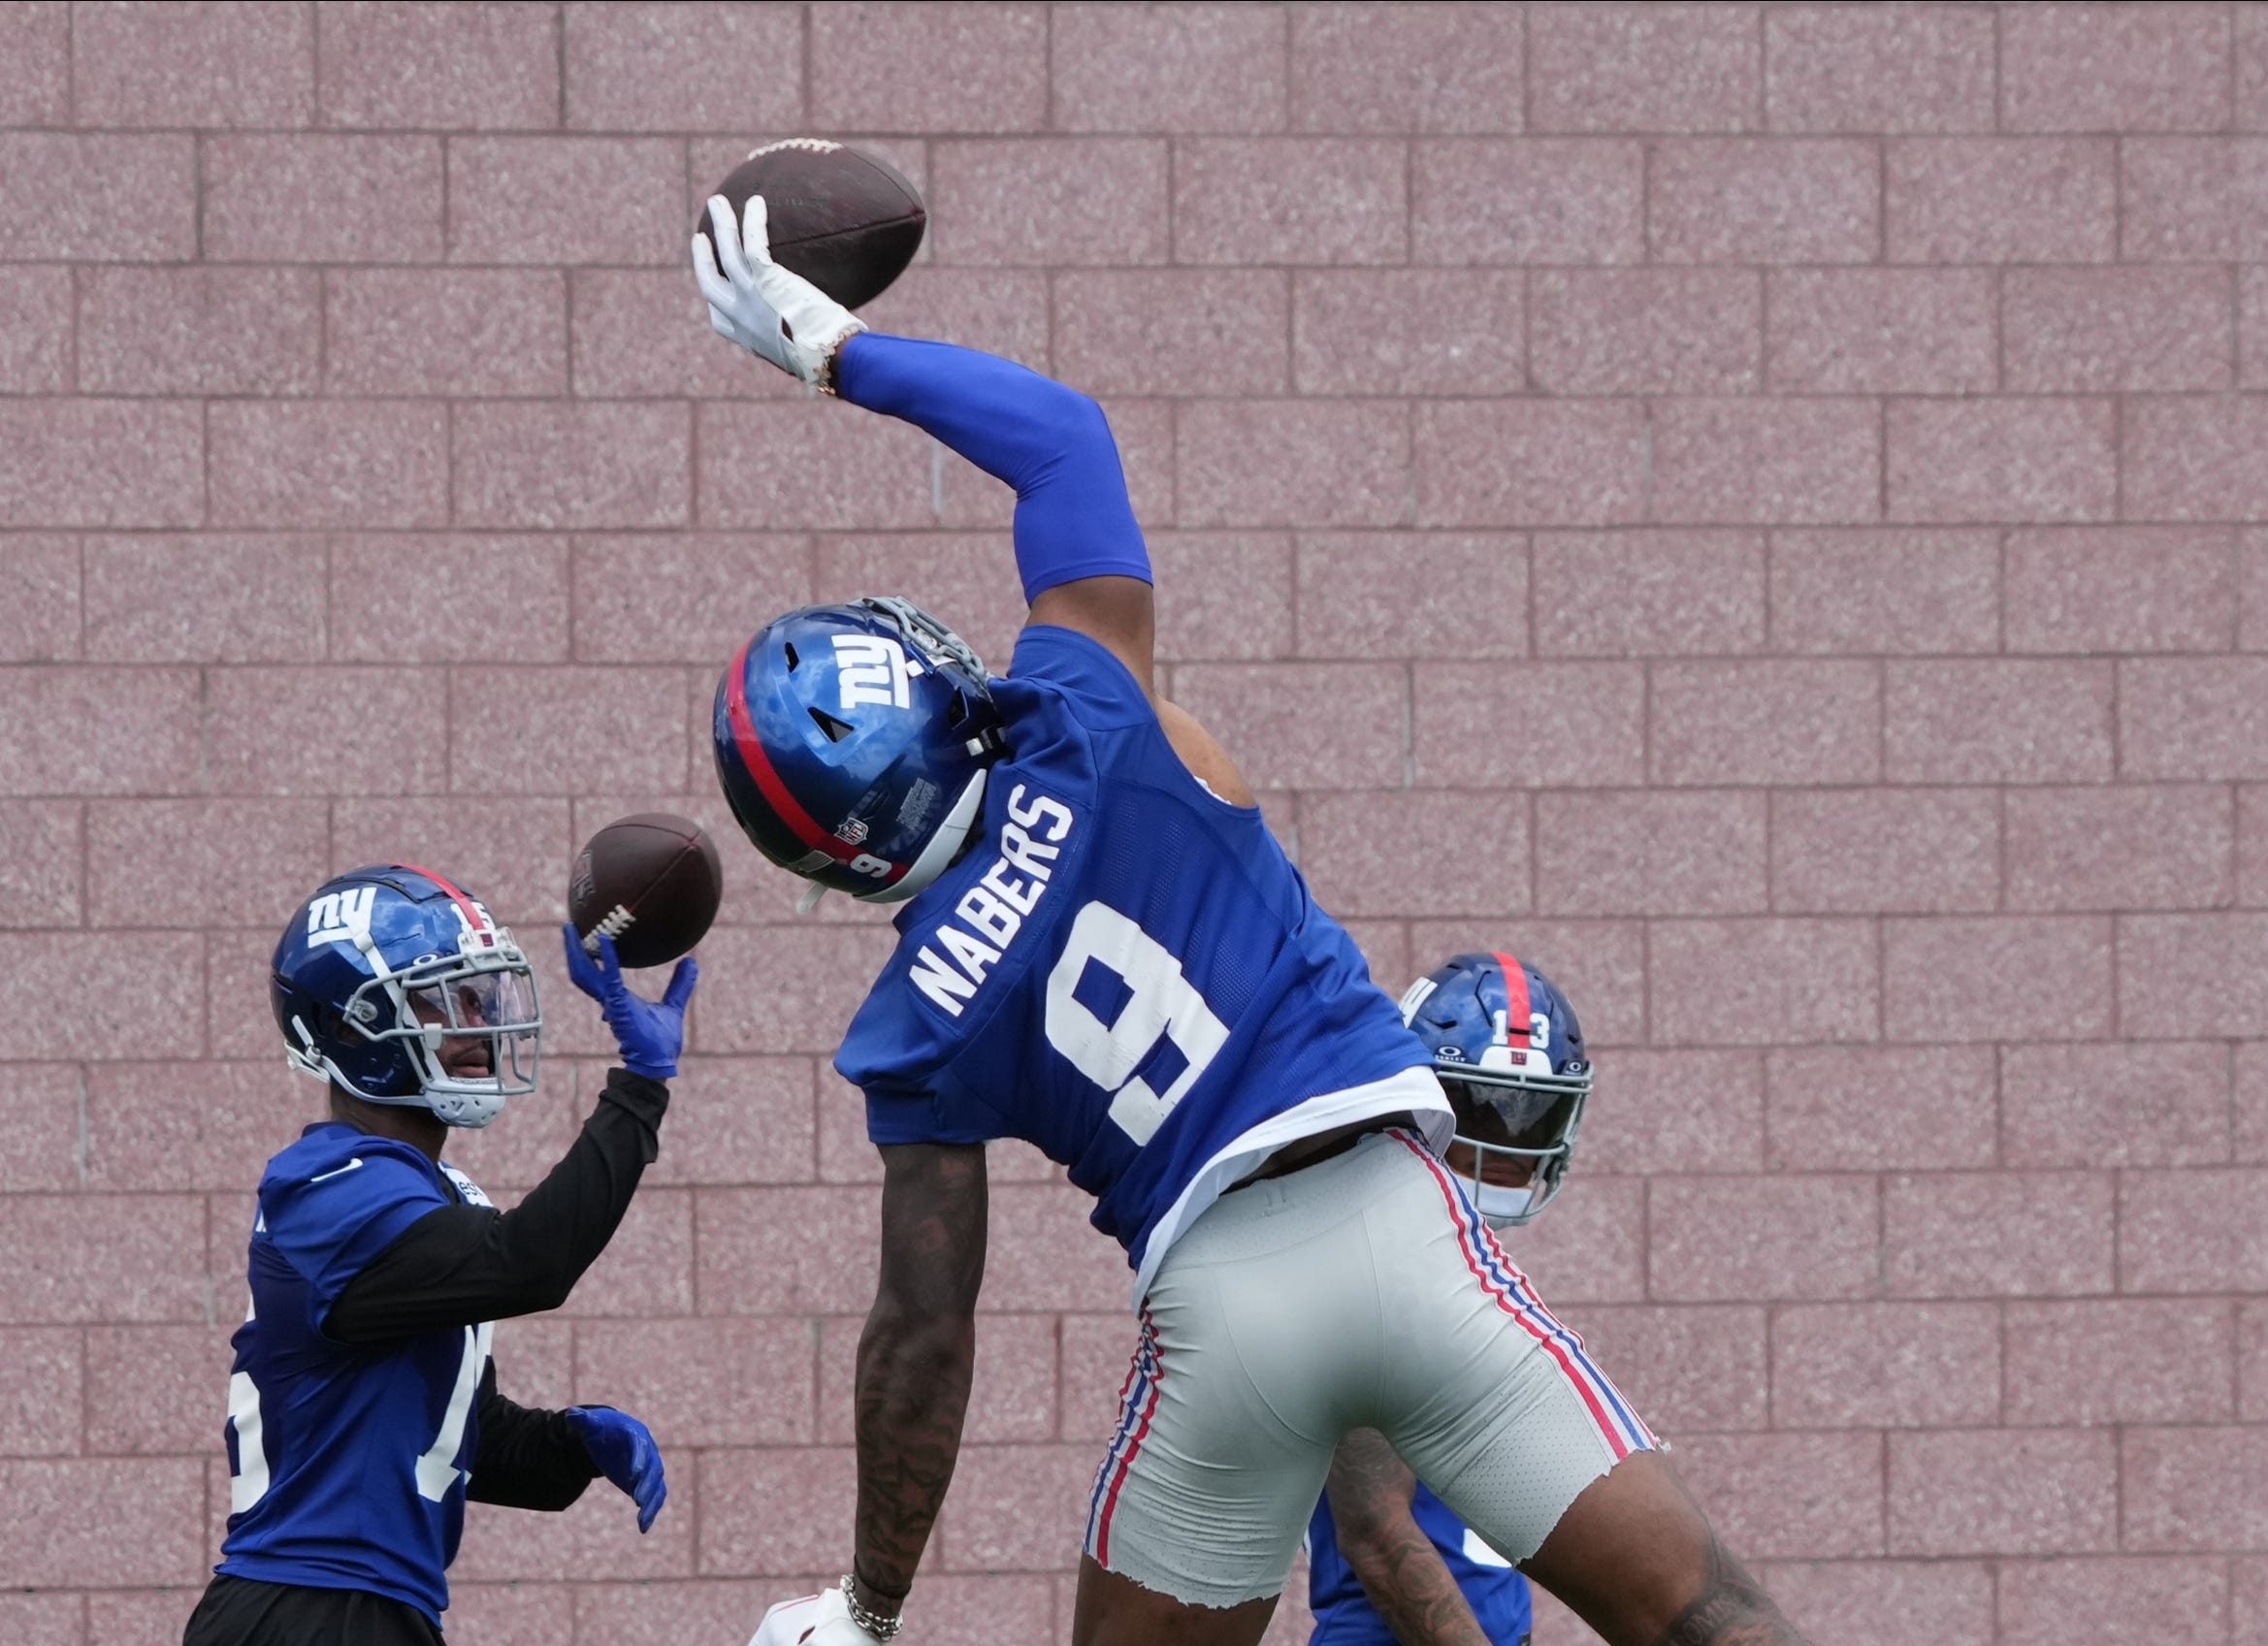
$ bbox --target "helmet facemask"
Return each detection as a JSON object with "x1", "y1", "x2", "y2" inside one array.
[
  {"x1": 1442, "y1": 1060, "x2": 1590, "y2": 1229},
  {"x1": 286, "y1": 924, "x2": 541, "y2": 1129}
]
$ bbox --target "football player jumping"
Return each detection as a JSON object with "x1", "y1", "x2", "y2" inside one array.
[
  {"x1": 694, "y1": 196, "x2": 1812, "y2": 1646},
  {"x1": 182, "y1": 866, "x2": 697, "y2": 1646},
  {"x1": 1308, "y1": 952, "x2": 1595, "y2": 1646}
]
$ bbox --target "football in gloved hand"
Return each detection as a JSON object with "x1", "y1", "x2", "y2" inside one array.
[
  {"x1": 569, "y1": 814, "x2": 723, "y2": 969},
  {"x1": 696, "y1": 139, "x2": 924, "y2": 310}
]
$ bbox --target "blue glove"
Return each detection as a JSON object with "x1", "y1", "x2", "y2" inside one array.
[
  {"x1": 564, "y1": 1404, "x2": 666, "y2": 1533},
  {"x1": 562, "y1": 926, "x2": 697, "y2": 1080}
]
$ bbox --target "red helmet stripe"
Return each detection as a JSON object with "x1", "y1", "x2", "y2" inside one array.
[
  {"x1": 398, "y1": 862, "x2": 489, "y2": 931},
  {"x1": 723, "y1": 634, "x2": 906, "y2": 883},
  {"x1": 1491, "y1": 951, "x2": 1532, "y2": 1046}
]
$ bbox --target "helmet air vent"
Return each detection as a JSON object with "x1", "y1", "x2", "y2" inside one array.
[{"x1": 809, "y1": 706, "x2": 856, "y2": 742}]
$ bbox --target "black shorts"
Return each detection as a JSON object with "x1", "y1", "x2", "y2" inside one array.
[{"x1": 182, "y1": 1574, "x2": 443, "y2": 1646}]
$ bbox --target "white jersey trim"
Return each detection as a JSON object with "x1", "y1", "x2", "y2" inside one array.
[{"x1": 1128, "y1": 1065, "x2": 1453, "y2": 1307}]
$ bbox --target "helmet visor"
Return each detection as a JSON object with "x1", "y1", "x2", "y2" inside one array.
[
  {"x1": 405, "y1": 967, "x2": 537, "y2": 1036},
  {"x1": 1452, "y1": 1081, "x2": 1584, "y2": 1153},
  {"x1": 1442, "y1": 1073, "x2": 1588, "y2": 1228},
  {"x1": 360, "y1": 941, "x2": 542, "y2": 1101}
]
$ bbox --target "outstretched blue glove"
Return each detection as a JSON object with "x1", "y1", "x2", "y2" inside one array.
[
  {"x1": 564, "y1": 1404, "x2": 666, "y2": 1533},
  {"x1": 562, "y1": 927, "x2": 697, "y2": 1080}
]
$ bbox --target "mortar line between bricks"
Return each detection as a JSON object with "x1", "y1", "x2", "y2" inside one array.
[
  {"x1": 1991, "y1": 9, "x2": 2005, "y2": 134},
  {"x1": 2110, "y1": 1167, "x2": 2126, "y2": 1307},
  {"x1": 552, "y1": 1, "x2": 567, "y2": 129},
  {"x1": 686, "y1": 395, "x2": 701, "y2": 530},
  {"x1": 1874, "y1": 1430, "x2": 1889, "y2": 1550},
  {"x1": 308, "y1": 0, "x2": 324, "y2": 126},
  {"x1": 1638, "y1": 139, "x2": 1653, "y2": 264},
  {"x1": 1043, "y1": 2, "x2": 1056, "y2": 133},
  {"x1": 564, "y1": 527, "x2": 579, "y2": 660},
  {"x1": 1990, "y1": 1296, "x2": 2017, "y2": 1429},
  {"x1": 2114, "y1": 131, "x2": 2129, "y2": 261},
  {"x1": 2230, "y1": 4, "x2": 2242, "y2": 137},
  {"x1": 1516, "y1": 3, "x2": 1534, "y2": 135},
  {"x1": 64, "y1": 264, "x2": 81, "y2": 394},
  {"x1": 28, "y1": 118, "x2": 2190, "y2": 145},
  {"x1": 2113, "y1": 393, "x2": 2127, "y2": 524},
  {"x1": 93, "y1": 385, "x2": 2237, "y2": 406},
  {"x1": 13, "y1": 254, "x2": 2256, "y2": 277},
  {"x1": 2224, "y1": 1040, "x2": 2240, "y2": 1164},
  {"x1": 2112, "y1": 1415, "x2": 2127, "y2": 1550},
  {"x1": 1275, "y1": 2, "x2": 1296, "y2": 134},
  {"x1": 563, "y1": 266, "x2": 577, "y2": 399},
  {"x1": 2231, "y1": 259, "x2": 2245, "y2": 389},
  {"x1": 441, "y1": 660, "x2": 455, "y2": 793},
  {"x1": 1165, "y1": 136, "x2": 1178, "y2": 266}
]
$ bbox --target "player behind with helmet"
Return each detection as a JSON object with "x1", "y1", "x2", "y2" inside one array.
[
  {"x1": 182, "y1": 865, "x2": 698, "y2": 1646},
  {"x1": 693, "y1": 195, "x2": 1812, "y2": 1646},
  {"x1": 1307, "y1": 952, "x2": 1593, "y2": 1646}
]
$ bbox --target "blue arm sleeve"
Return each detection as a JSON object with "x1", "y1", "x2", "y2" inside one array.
[{"x1": 835, "y1": 333, "x2": 1152, "y2": 602}]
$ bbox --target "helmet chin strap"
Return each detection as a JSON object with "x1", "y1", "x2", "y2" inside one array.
[{"x1": 284, "y1": 1015, "x2": 334, "y2": 1083}]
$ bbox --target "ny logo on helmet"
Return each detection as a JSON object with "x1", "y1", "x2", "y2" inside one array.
[
  {"x1": 307, "y1": 886, "x2": 377, "y2": 946},
  {"x1": 833, "y1": 634, "x2": 924, "y2": 712}
]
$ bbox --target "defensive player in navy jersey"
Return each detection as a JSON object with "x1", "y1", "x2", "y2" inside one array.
[
  {"x1": 695, "y1": 195, "x2": 1811, "y2": 1646},
  {"x1": 181, "y1": 864, "x2": 697, "y2": 1646},
  {"x1": 1307, "y1": 952, "x2": 1595, "y2": 1646}
]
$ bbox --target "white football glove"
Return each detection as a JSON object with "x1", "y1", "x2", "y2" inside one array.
[
  {"x1": 746, "y1": 1587, "x2": 884, "y2": 1646},
  {"x1": 693, "y1": 193, "x2": 866, "y2": 390}
]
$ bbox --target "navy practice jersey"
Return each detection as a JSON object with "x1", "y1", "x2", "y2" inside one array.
[
  {"x1": 836, "y1": 625, "x2": 1450, "y2": 1302},
  {"x1": 216, "y1": 1121, "x2": 494, "y2": 1623},
  {"x1": 1308, "y1": 1488, "x2": 1534, "y2": 1646}
]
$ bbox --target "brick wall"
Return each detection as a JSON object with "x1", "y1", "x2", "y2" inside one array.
[{"x1": 2, "y1": 4, "x2": 2263, "y2": 1643}]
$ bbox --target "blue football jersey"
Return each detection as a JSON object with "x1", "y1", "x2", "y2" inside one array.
[
  {"x1": 216, "y1": 1121, "x2": 494, "y2": 1623},
  {"x1": 836, "y1": 625, "x2": 1449, "y2": 1302},
  {"x1": 1308, "y1": 1488, "x2": 1534, "y2": 1646}
]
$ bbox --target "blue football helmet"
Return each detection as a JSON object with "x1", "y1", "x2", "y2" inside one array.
[
  {"x1": 713, "y1": 597, "x2": 1003, "y2": 906},
  {"x1": 270, "y1": 865, "x2": 541, "y2": 1129},
  {"x1": 1400, "y1": 952, "x2": 1591, "y2": 1228}
]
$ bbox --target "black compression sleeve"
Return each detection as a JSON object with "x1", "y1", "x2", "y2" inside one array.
[
  {"x1": 325, "y1": 1068, "x2": 669, "y2": 1342},
  {"x1": 466, "y1": 1361, "x2": 598, "y2": 1511}
]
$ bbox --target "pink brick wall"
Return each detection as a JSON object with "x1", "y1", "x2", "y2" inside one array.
[{"x1": 2, "y1": 4, "x2": 2262, "y2": 1642}]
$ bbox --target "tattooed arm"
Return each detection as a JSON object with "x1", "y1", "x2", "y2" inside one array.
[
  {"x1": 849, "y1": 1142, "x2": 988, "y2": 1623},
  {"x1": 1324, "y1": 1430, "x2": 1495, "y2": 1646}
]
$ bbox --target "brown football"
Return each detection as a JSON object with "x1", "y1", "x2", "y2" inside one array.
[
  {"x1": 568, "y1": 813, "x2": 723, "y2": 969},
  {"x1": 697, "y1": 138, "x2": 925, "y2": 310}
]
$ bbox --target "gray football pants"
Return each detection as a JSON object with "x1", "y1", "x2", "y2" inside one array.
[{"x1": 1082, "y1": 1128, "x2": 1654, "y2": 1608}]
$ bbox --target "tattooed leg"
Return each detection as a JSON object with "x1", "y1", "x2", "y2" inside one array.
[
  {"x1": 1516, "y1": 1453, "x2": 1813, "y2": 1646},
  {"x1": 1647, "y1": 1534, "x2": 1807, "y2": 1646}
]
